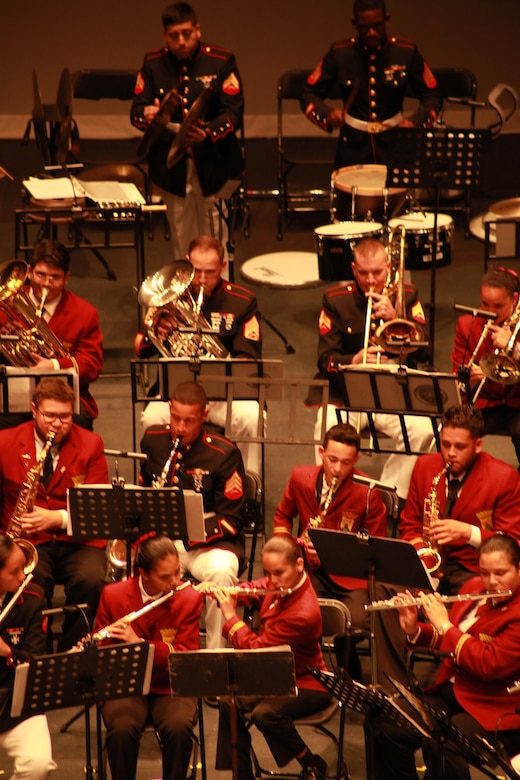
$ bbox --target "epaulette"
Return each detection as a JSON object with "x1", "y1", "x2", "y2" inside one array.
[
  {"x1": 146, "y1": 425, "x2": 170, "y2": 435},
  {"x1": 202, "y1": 431, "x2": 236, "y2": 455},
  {"x1": 388, "y1": 35, "x2": 415, "y2": 50},
  {"x1": 223, "y1": 282, "x2": 255, "y2": 301},
  {"x1": 332, "y1": 37, "x2": 356, "y2": 51},
  {"x1": 200, "y1": 42, "x2": 233, "y2": 57},
  {"x1": 144, "y1": 47, "x2": 168, "y2": 62},
  {"x1": 327, "y1": 282, "x2": 356, "y2": 297}
]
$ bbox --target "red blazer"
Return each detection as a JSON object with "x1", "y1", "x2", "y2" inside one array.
[
  {"x1": 399, "y1": 452, "x2": 520, "y2": 572},
  {"x1": 95, "y1": 577, "x2": 202, "y2": 695},
  {"x1": 273, "y1": 465, "x2": 387, "y2": 589},
  {"x1": 411, "y1": 578, "x2": 520, "y2": 731},
  {"x1": 0, "y1": 421, "x2": 108, "y2": 546},
  {"x1": 222, "y1": 573, "x2": 327, "y2": 692},
  {"x1": 451, "y1": 314, "x2": 520, "y2": 409}
]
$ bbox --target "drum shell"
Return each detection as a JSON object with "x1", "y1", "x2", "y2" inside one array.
[
  {"x1": 388, "y1": 213, "x2": 454, "y2": 269},
  {"x1": 331, "y1": 164, "x2": 406, "y2": 222},
  {"x1": 314, "y1": 221, "x2": 383, "y2": 281}
]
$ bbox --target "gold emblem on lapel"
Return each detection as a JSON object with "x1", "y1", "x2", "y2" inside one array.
[{"x1": 72, "y1": 474, "x2": 86, "y2": 486}]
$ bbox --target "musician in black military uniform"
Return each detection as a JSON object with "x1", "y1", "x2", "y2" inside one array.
[
  {"x1": 140, "y1": 381, "x2": 246, "y2": 648},
  {"x1": 301, "y1": 0, "x2": 442, "y2": 168},
  {"x1": 311, "y1": 236, "x2": 432, "y2": 500},
  {"x1": 136, "y1": 235, "x2": 263, "y2": 474},
  {"x1": 131, "y1": 2, "x2": 244, "y2": 259},
  {"x1": 0, "y1": 536, "x2": 56, "y2": 778}
]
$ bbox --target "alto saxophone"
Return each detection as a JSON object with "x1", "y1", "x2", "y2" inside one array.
[
  {"x1": 7, "y1": 431, "x2": 55, "y2": 574},
  {"x1": 299, "y1": 476, "x2": 338, "y2": 569},
  {"x1": 417, "y1": 464, "x2": 448, "y2": 575}
]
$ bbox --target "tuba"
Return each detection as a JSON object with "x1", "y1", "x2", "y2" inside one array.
[
  {"x1": 373, "y1": 226, "x2": 426, "y2": 355},
  {"x1": 6, "y1": 432, "x2": 56, "y2": 575},
  {"x1": 479, "y1": 299, "x2": 520, "y2": 386},
  {"x1": 417, "y1": 464, "x2": 448, "y2": 575},
  {"x1": 138, "y1": 260, "x2": 229, "y2": 359},
  {"x1": 0, "y1": 260, "x2": 69, "y2": 366}
]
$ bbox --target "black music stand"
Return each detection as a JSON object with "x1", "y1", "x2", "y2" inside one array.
[
  {"x1": 12, "y1": 641, "x2": 154, "y2": 780},
  {"x1": 168, "y1": 647, "x2": 296, "y2": 780},
  {"x1": 339, "y1": 365, "x2": 460, "y2": 454},
  {"x1": 68, "y1": 482, "x2": 191, "y2": 573},
  {"x1": 386, "y1": 675, "x2": 517, "y2": 780},
  {"x1": 386, "y1": 126, "x2": 490, "y2": 363},
  {"x1": 308, "y1": 529, "x2": 433, "y2": 686}
]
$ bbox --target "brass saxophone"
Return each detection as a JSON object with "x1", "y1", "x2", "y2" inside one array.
[
  {"x1": 7, "y1": 432, "x2": 55, "y2": 574},
  {"x1": 417, "y1": 464, "x2": 448, "y2": 575},
  {"x1": 299, "y1": 476, "x2": 338, "y2": 569}
]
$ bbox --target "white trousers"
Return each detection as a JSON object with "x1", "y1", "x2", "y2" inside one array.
[
  {"x1": 155, "y1": 159, "x2": 229, "y2": 273},
  {"x1": 141, "y1": 399, "x2": 263, "y2": 476},
  {"x1": 174, "y1": 542, "x2": 239, "y2": 649},
  {"x1": 315, "y1": 405, "x2": 434, "y2": 500},
  {"x1": 0, "y1": 714, "x2": 56, "y2": 780}
]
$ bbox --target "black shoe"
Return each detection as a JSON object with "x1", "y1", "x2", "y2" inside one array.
[{"x1": 301, "y1": 755, "x2": 328, "y2": 780}]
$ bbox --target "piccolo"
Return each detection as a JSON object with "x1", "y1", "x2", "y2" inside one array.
[
  {"x1": 364, "y1": 589, "x2": 512, "y2": 612},
  {"x1": 91, "y1": 580, "x2": 191, "y2": 641},
  {"x1": 196, "y1": 585, "x2": 293, "y2": 597}
]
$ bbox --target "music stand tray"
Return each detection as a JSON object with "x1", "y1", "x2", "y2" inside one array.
[
  {"x1": 168, "y1": 646, "x2": 296, "y2": 699},
  {"x1": 11, "y1": 641, "x2": 154, "y2": 718},
  {"x1": 308, "y1": 528, "x2": 433, "y2": 591}
]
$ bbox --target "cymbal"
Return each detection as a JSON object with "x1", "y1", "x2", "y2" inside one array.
[
  {"x1": 488, "y1": 198, "x2": 520, "y2": 218},
  {"x1": 136, "y1": 88, "x2": 181, "y2": 158},
  {"x1": 166, "y1": 88, "x2": 212, "y2": 169}
]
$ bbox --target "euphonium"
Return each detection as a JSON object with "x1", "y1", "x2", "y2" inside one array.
[
  {"x1": 6, "y1": 432, "x2": 56, "y2": 575},
  {"x1": 373, "y1": 226, "x2": 426, "y2": 355},
  {"x1": 479, "y1": 299, "x2": 520, "y2": 386},
  {"x1": 299, "y1": 476, "x2": 338, "y2": 567},
  {"x1": 417, "y1": 464, "x2": 448, "y2": 575},
  {"x1": 138, "y1": 260, "x2": 228, "y2": 359},
  {"x1": 0, "y1": 260, "x2": 69, "y2": 366}
]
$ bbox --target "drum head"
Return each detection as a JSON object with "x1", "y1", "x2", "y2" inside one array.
[
  {"x1": 241, "y1": 252, "x2": 322, "y2": 289},
  {"x1": 332, "y1": 165, "x2": 404, "y2": 195},
  {"x1": 389, "y1": 212, "x2": 453, "y2": 232},
  {"x1": 314, "y1": 221, "x2": 383, "y2": 238}
]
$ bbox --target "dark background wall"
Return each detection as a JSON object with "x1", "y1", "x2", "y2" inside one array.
[{"x1": 2, "y1": 0, "x2": 520, "y2": 137}]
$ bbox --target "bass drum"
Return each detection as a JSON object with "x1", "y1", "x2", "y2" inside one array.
[
  {"x1": 314, "y1": 221, "x2": 383, "y2": 281},
  {"x1": 388, "y1": 212, "x2": 454, "y2": 269},
  {"x1": 331, "y1": 164, "x2": 406, "y2": 222}
]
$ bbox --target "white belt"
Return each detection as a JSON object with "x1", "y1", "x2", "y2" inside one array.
[{"x1": 344, "y1": 112, "x2": 402, "y2": 134}]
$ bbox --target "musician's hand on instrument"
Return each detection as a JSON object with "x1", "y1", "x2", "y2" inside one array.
[
  {"x1": 431, "y1": 519, "x2": 472, "y2": 545},
  {"x1": 469, "y1": 364, "x2": 485, "y2": 385},
  {"x1": 21, "y1": 508, "x2": 62, "y2": 533},
  {"x1": 30, "y1": 355, "x2": 54, "y2": 370},
  {"x1": 209, "y1": 585, "x2": 238, "y2": 620},
  {"x1": 396, "y1": 590, "x2": 419, "y2": 635},
  {"x1": 352, "y1": 345, "x2": 387, "y2": 365},
  {"x1": 489, "y1": 323, "x2": 512, "y2": 351},
  {"x1": 194, "y1": 581, "x2": 218, "y2": 596},
  {"x1": 106, "y1": 620, "x2": 141, "y2": 644},
  {"x1": 143, "y1": 99, "x2": 161, "y2": 123},
  {"x1": 369, "y1": 292, "x2": 396, "y2": 321},
  {"x1": 398, "y1": 117, "x2": 415, "y2": 128},
  {"x1": 419, "y1": 591, "x2": 449, "y2": 630},
  {"x1": 156, "y1": 313, "x2": 177, "y2": 340},
  {"x1": 183, "y1": 119, "x2": 208, "y2": 147},
  {"x1": 327, "y1": 107, "x2": 345, "y2": 129}
]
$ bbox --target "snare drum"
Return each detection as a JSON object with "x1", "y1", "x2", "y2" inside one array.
[
  {"x1": 314, "y1": 221, "x2": 383, "y2": 281},
  {"x1": 331, "y1": 164, "x2": 406, "y2": 222},
  {"x1": 388, "y1": 212, "x2": 453, "y2": 269}
]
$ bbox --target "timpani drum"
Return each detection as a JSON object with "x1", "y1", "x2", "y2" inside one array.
[
  {"x1": 240, "y1": 251, "x2": 322, "y2": 288},
  {"x1": 388, "y1": 212, "x2": 454, "y2": 269},
  {"x1": 331, "y1": 164, "x2": 406, "y2": 222},
  {"x1": 314, "y1": 221, "x2": 383, "y2": 281}
]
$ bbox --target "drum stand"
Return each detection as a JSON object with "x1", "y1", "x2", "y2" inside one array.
[{"x1": 386, "y1": 127, "x2": 490, "y2": 365}]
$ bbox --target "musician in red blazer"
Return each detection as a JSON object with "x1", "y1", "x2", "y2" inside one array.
[
  {"x1": 0, "y1": 239, "x2": 103, "y2": 427},
  {"x1": 209, "y1": 536, "x2": 331, "y2": 780},
  {"x1": 95, "y1": 535, "x2": 203, "y2": 780},
  {"x1": 399, "y1": 404, "x2": 520, "y2": 595},
  {"x1": 0, "y1": 378, "x2": 109, "y2": 650},
  {"x1": 368, "y1": 534, "x2": 520, "y2": 780}
]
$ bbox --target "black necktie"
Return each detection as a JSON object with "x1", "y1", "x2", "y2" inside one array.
[
  {"x1": 41, "y1": 449, "x2": 54, "y2": 489},
  {"x1": 444, "y1": 478, "x2": 461, "y2": 518}
]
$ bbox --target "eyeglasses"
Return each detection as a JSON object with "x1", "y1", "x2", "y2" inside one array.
[{"x1": 37, "y1": 408, "x2": 73, "y2": 424}]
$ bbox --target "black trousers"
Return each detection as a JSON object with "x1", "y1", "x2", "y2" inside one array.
[
  {"x1": 33, "y1": 541, "x2": 107, "y2": 650},
  {"x1": 216, "y1": 690, "x2": 332, "y2": 778},
  {"x1": 102, "y1": 693, "x2": 197, "y2": 780},
  {"x1": 481, "y1": 404, "x2": 520, "y2": 465}
]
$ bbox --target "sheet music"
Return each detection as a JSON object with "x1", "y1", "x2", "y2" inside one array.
[{"x1": 23, "y1": 177, "x2": 145, "y2": 206}]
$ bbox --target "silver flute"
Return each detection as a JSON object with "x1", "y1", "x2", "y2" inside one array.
[
  {"x1": 365, "y1": 589, "x2": 512, "y2": 612},
  {"x1": 196, "y1": 585, "x2": 293, "y2": 596}
]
